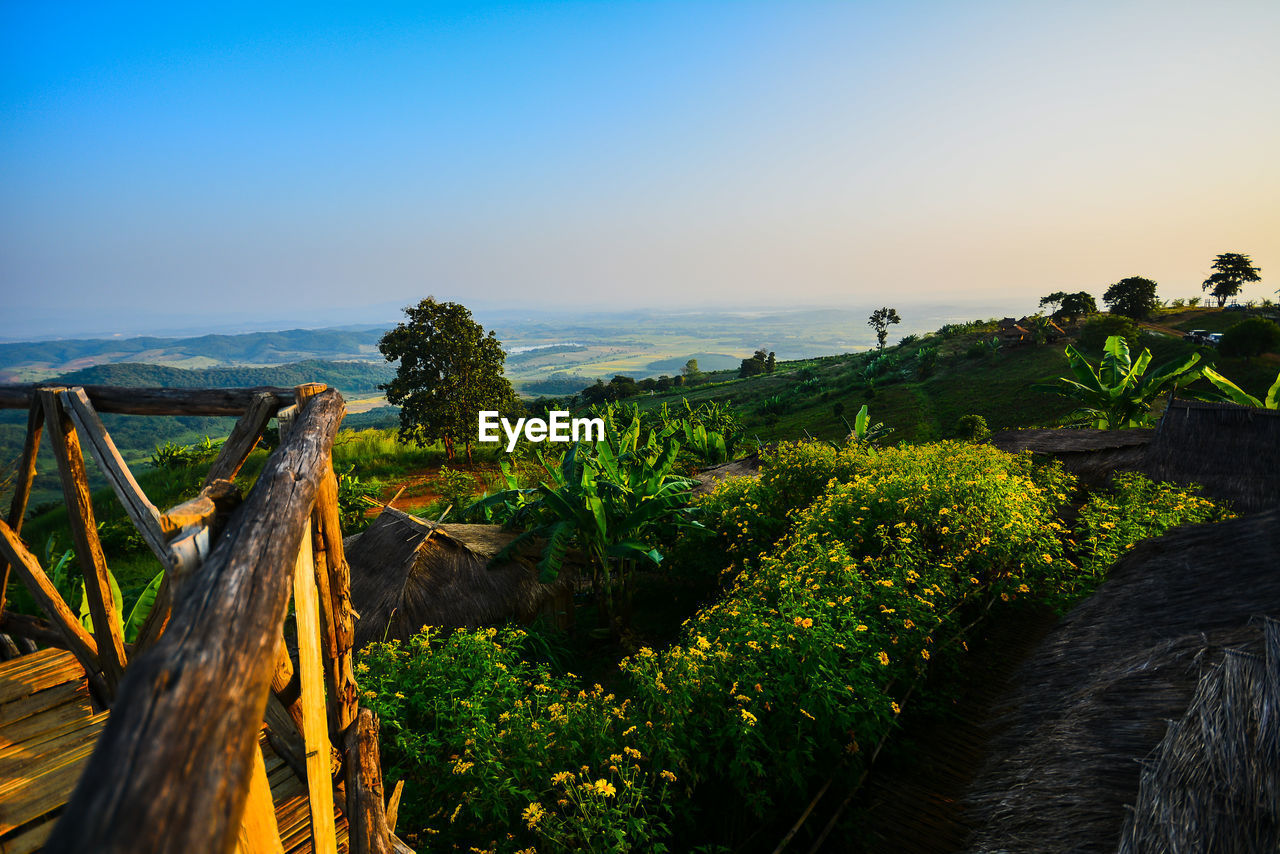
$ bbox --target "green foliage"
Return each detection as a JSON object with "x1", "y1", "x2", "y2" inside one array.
[
  {"x1": 379, "y1": 298, "x2": 518, "y2": 461},
  {"x1": 1039, "y1": 291, "x2": 1096, "y2": 320},
  {"x1": 1103, "y1": 276, "x2": 1160, "y2": 320},
  {"x1": 434, "y1": 467, "x2": 477, "y2": 519},
  {"x1": 916, "y1": 345, "x2": 938, "y2": 379},
  {"x1": 1079, "y1": 315, "x2": 1139, "y2": 351},
  {"x1": 1218, "y1": 317, "x2": 1280, "y2": 359},
  {"x1": 1032, "y1": 336, "x2": 1201, "y2": 428},
  {"x1": 955, "y1": 414, "x2": 990, "y2": 441},
  {"x1": 1197, "y1": 366, "x2": 1280, "y2": 409},
  {"x1": 847, "y1": 404, "x2": 893, "y2": 445},
  {"x1": 149, "y1": 436, "x2": 222, "y2": 470},
  {"x1": 336, "y1": 465, "x2": 382, "y2": 531},
  {"x1": 1202, "y1": 252, "x2": 1262, "y2": 308},
  {"x1": 867, "y1": 307, "x2": 901, "y2": 350},
  {"x1": 359, "y1": 627, "x2": 678, "y2": 852}
]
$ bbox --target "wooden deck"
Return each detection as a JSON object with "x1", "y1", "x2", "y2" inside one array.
[{"x1": 0, "y1": 649, "x2": 347, "y2": 853}]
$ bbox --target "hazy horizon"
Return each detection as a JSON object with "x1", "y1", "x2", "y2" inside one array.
[{"x1": 3, "y1": 2, "x2": 1277, "y2": 339}]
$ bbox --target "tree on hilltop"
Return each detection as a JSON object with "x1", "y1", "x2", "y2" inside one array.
[
  {"x1": 379, "y1": 297, "x2": 516, "y2": 463},
  {"x1": 1202, "y1": 253, "x2": 1262, "y2": 308},
  {"x1": 1103, "y1": 277, "x2": 1159, "y2": 320},
  {"x1": 1039, "y1": 291, "x2": 1097, "y2": 321},
  {"x1": 868, "y1": 307, "x2": 901, "y2": 350}
]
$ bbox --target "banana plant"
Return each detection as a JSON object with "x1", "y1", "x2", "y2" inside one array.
[
  {"x1": 1032, "y1": 335, "x2": 1202, "y2": 428},
  {"x1": 1196, "y1": 366, "x2": 1280, "y2": 409}
]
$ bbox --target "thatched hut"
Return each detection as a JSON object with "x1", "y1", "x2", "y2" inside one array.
[
  {"x1": 346, "y1": 507, "x2": 573, "y2": 648},
  {"x1": 1144, "y1": 398, "x2": 1280, "y2": 514},
  {"x1": 960, "y1": 508, "x2": 1280, "y2": 852},
  {"x1": 989, "y1": 427, "x2": 1153, "y2": 488}
]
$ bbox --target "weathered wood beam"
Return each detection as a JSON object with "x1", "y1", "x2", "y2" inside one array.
[
  {"x1": 293, "y1": 522, "x2": 338, "y2": 854},
  {"x1": 294, "y1": 383, "x2": 357, "y2": 740},
  {"x1": 60, "y1": 388, "x2": 169, "y2": 564},
  {"x1": 45, "y1": 388, "x2": 344, "y2": 854},
  {"x1": 345, "y1": 708, "x2": 392, "y2": 854},
  {"x1": 160, "y1": 479, "x2": 241, "y2": 539},
  {"x1": 0, "y1": 521, "x2": 101, "y2": 681},
  {"x1": 40, "y1": 390, "x2": 128, "y2": 696},
  {"x1": 0, "y1": 384, "x2": 296, "y2": 416},
  {"x1": 0, "y1": 399, "x2": 44, "y2": 615},
  {"x1": 234, "y1": 740, "x2": 285, "y2": 854},
  {"x1": 0, "y1": 610, "x2": 67, "y2": 650},
  {"x1": 205, "y1": 392, "x2": 277, "y2": 487}
]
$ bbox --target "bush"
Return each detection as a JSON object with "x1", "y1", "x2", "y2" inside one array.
[
  {"x1": 1218, "y1": 317, "x2": 1280, "y2": 359},
  {"x1": 955, "y1": 414, "x2": 990, "y2": 441},
  {"x1": 1078, "y1": 315, "x2": 1139, "y2": 351}
]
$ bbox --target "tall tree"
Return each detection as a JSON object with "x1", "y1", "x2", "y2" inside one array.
[
  {"x1": 1102, "y1": 277, "x2": 1159, "y2": 320},
  {"x1": 379, "y1": 298, "x2": 516, "y2": 462},
  {"x1": 1202, "y1": 253, "x2": 1262, "y2": 308},
  {"x1": 868, "y1": 307, "x2": 901, "y2": 350}
]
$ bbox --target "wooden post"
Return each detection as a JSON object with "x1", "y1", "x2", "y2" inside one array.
[
  {"x1": 40, "y1": 390, "x2": 127, "y2": 696},
  {"x1": 206, "y1": 392, "x2": 278, "y2": 487},
  {"x1": 235, "y1": 741, "x2": 285, "y2": 854},
  {"x1": 46, "y1": 389, "x2": 345, "y2": 854},
  {"x1": 293, "y1": 521, "x2": 339, "y2": 854},
  {"x1": 345, "y1": 708, "x2": 393, "y2": 854},
  {"x1": 60, "y1": 388, "x2": 169, "y2": 563},
  {"x1": 0, "y1": 399, "x2": 43, "y2": 616},
  {"x1": 293, "y1": 384, "x2": 357, "y2": 740}
]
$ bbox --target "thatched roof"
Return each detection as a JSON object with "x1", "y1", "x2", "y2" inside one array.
[
  {"x1": 1119, "y1": 619, "x2": 1279, "y2": 853},
  {"x1": 693, "y1": 453, "x2": 762, "y2": 494},
  {"x1": 989, "y1": 428, "x2": 1153, "y2": 487},
  {"x1": 346, "y1": 508, "x2": 571, "y2": 648},
  {"x1": 1144, "y1": 398, "x2": 1280, "y2": 514},
  {"x1": 961, "y1": 508, "x2": 1280, "y2": 852}
]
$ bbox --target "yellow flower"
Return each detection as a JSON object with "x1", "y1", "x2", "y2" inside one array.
[
  {"x1": 1018, "y1": 583, "x2": 1030, "y2": 593},
  {"x1": 452, "y1": 760, "x2": 474, "y2": 775},
  {"x1": 660, "y1": 770, "x2": 678, "y2": 783},
  {"x1": 891, "y1": 701, "x2": 901, "y2": 714},
  {"x1": 921, "y1": 649, "x2": 930, "y2": 661},
  {"x1": 592, "y1": 779, "x2": 617, "y2": 798},
  {"x1": 551, "y1": 771, "x2": 574, "y2": 785},
  {"x1": 1041, "y1": 554, "x2": 1053, "y2": 564},
  {"x1": 741, "y1": 709, "x2": 758, "y2": 726},
  {"x1": 521, "y1": 803, "x2": 545, "y2": 829},
  {"x1": 855, "y1": 624, "x2": 868, "y2": 632},
  {"x1": 877, "y1": 651, "x2": 890, "y2": 666}
]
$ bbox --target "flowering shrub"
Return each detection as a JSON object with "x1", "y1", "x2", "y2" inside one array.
[
  {"x1": 364, "y1": 441, "x2": 1230, "y2": 850},
  {"x1": 623, "y1": 442, "x2": 1075, "y2": 813},
  {"x1": 1075, "y1": 471, "x2": 1229, "y2": 576},
  {"x1": 360, "y1": 627, "x2": 678, "y2": 852}
]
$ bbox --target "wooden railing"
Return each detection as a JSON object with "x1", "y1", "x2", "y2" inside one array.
[{"x1": 0, "y1": 383, "x2": 401, "y2": 854}]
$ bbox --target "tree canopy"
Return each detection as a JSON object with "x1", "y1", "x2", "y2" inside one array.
[
  {"x1": 1038, "y1": 291, "x2": 1097, "y2": 320},
  {"x1": 1202, "y1": 253, "x2": 1262, "y2": 308},
  {"x1": 1218, "y1": 318, "x2": 1280, "y2": 360},
  {"x1": 868, "y1": 307, "x2": 901, "y2": 350},
  {"x1": 1102, "y1": 277, "x2": 1159, "y2": 320},
  {"x1": 378, "y1": 297, "x2": 517, "y2": 461}
]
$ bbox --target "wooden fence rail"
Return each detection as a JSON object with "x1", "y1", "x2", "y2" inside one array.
[{"x1": 0, "y1": 383, "x2": 402, "y2": 854}]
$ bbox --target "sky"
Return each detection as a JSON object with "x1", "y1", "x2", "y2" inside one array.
[{"x1": 1, "y1": 1, "x2": 1278, "y2": 339}]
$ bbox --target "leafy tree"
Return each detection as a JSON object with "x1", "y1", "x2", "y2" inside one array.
[
  {"x1": 739, "y1": 348, "x2": 769, "y2": 378},
  {"x1": 765, "y1": 351, "x2": 777, "y2": 373},
  {"x1": 1102, "y1": 277, "x2": 1159, "y2": 320},
  {"x1": 379, "y1": 297, "x2": 517, "y2": 462},
  {"x1": 1032, "y1": 335, "x2": 1201, "y2": 429},
  {"x1": 1218, "y1": 317, "x2": 1280, "y2": 360},
  {"x1": 1202, "y1": 253, "x2": 1262, "y2": 308},
  {"x1": 1039, "y1": 291, "x2": 1097, "y2": 320},
  {"x1": 867, "y1": 307, "x2": 901, "y2": 350}
]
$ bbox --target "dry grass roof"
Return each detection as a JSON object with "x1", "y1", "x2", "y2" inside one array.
[
  {"x1": 961, "y1": 508, "x2": 1280, "y2": 853},
  {"x1": 347, "y1": 508, "x2": 570, "y2": 648}
]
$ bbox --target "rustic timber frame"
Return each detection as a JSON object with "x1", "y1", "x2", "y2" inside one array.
[{"x1": 0, "y1": 382, "x2": 404, "y2": 854}]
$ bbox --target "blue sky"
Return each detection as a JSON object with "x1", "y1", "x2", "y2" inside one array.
[{"x1": 2, "y1": 1, "x2": 1277, "y2": 337}]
